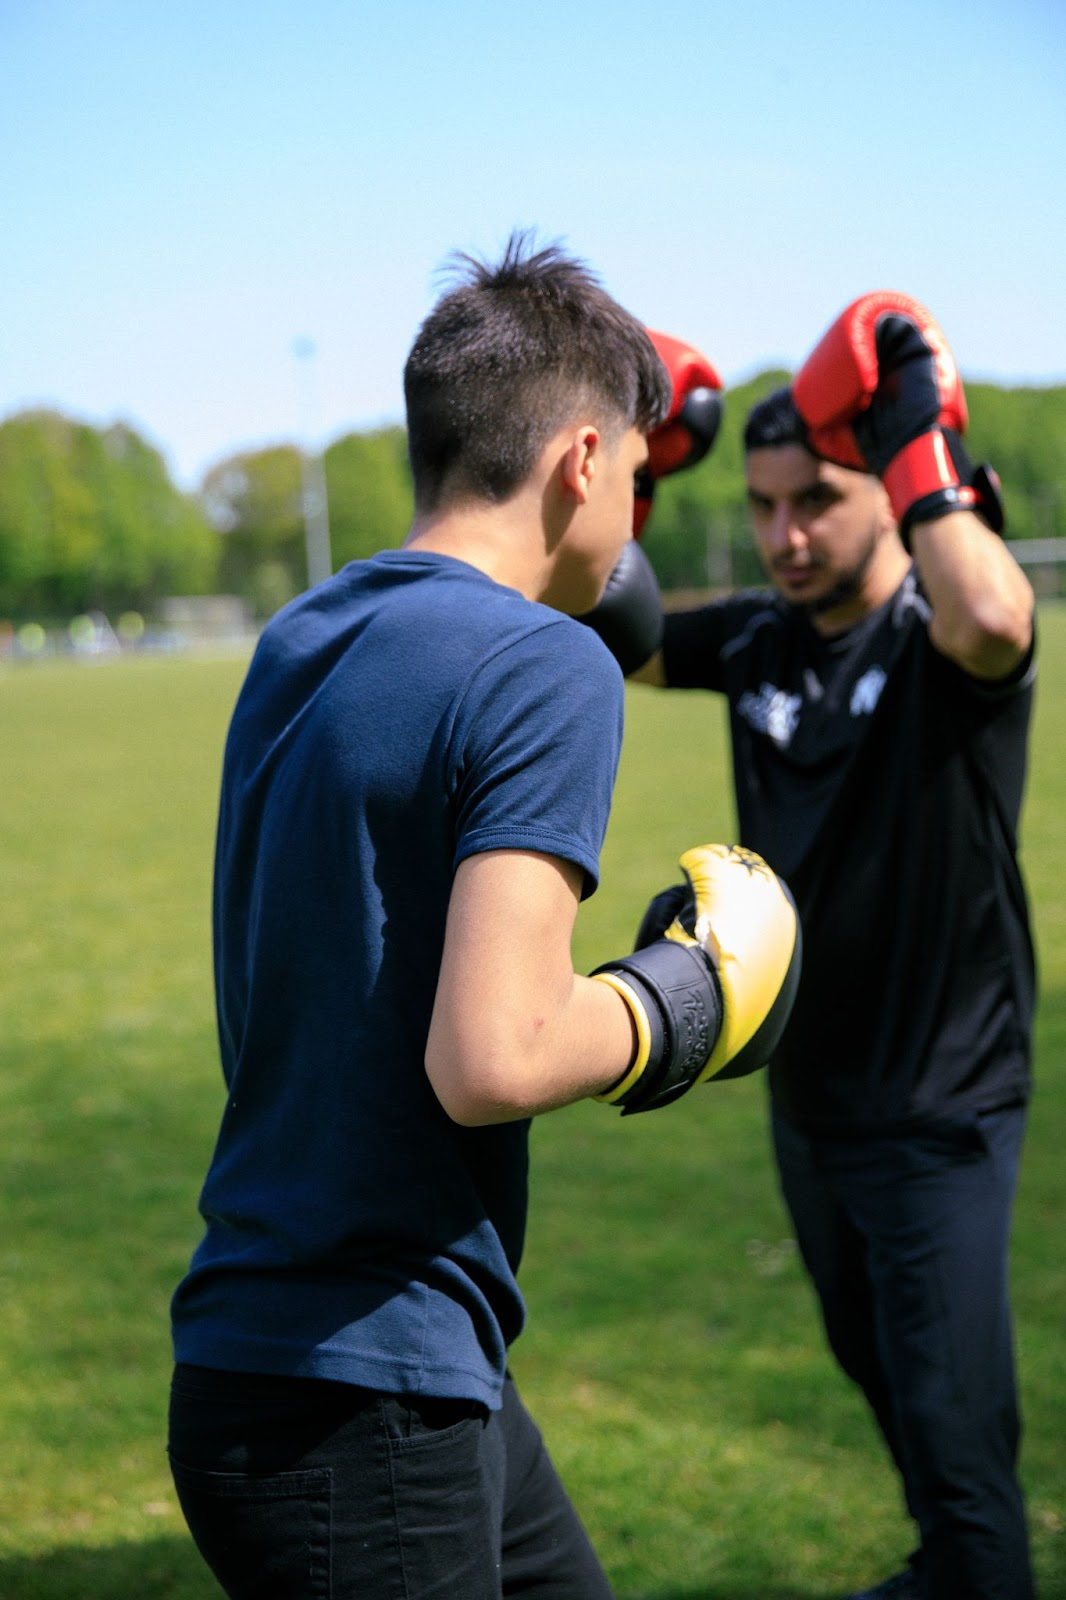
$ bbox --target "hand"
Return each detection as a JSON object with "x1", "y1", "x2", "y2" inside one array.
[
  {"x1": 636, "y1": 330, "x2": 723, "y2": 536},
  {"x1": 633, "y1": 881, "x2": 691, "y2": 950},
  {"x1": 792, "y1": 291, "x2": 1004, "y2": 543},
  {"x1": 592, "y1": 844, "x2": 801, "y2": 1114}
]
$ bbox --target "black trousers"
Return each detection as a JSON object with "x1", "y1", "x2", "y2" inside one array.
[
  {"x1": 773, "y1": 1104, "x2": 1034, "y2": 1600},
  {"x1": 168, "y1": 1364, "x2": 614, "y2": 1599}
]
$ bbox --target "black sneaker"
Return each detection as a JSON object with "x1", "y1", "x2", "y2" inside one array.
[{"x1": 844, "y1": 1572, "x2": 920, "y2": 1600}]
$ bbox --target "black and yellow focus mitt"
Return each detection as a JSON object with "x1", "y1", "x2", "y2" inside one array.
[{"x1": 591, "y1": 844, "x2": 801, "y2": 1115}]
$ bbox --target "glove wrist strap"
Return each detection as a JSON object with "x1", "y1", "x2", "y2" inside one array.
[
  {"x1": 591, "y1": 971, "x2": 654, "y2": 1103},
  {"x1": 883, "y1": 431, "x2": 976, "y2": 532}
]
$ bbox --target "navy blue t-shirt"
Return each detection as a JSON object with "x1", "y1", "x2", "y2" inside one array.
[{"x1": 171, "y1": 550, "x2": 624, "y2": 1406}]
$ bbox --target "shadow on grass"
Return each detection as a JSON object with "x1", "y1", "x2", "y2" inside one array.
[
  {"x1": 5, "y1": 1544, "x2": 1063, "y2": 1600},
  {"x1": 0, "y1": 1538, "x2": 830, "y2": 1600},
  {"x1": 0, "y1": 1536, "x2": 217, "y2": 1600},
  {"x1": 628, "y1": 1591, "x2": 816, "y2": 1600}
]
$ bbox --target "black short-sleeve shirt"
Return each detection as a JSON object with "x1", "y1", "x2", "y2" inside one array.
[{"x1": 662, "y1": 571, "x2": 1036, "y2": 1134}]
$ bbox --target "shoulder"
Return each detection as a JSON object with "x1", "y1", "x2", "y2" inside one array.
[
  {"x1": 663, "y1": 588, "x2": 790, "y2": 669},
  {"x1": 463, "y1": 609, "x2": 624, "y2": 728}
]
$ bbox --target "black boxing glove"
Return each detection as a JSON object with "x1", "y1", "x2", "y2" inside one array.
[{"x1": 575, "y1": 538, "x2": 663, "y2": 676}]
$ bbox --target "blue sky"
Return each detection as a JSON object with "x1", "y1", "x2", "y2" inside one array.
[{"x1": 2, "y1": 0, "x2": 1063, "y2": 489}]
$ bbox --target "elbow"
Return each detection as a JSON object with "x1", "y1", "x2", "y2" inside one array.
[
  {"x1": 934, "y1": 591, "x2": 1033, "y2": 679},
  {"x1": 431, "y1": 1086, "x2": 506, "y2": 1129},
  {"x1": 424, "y1": 1045, "x2": 528, "y2": 1128}
]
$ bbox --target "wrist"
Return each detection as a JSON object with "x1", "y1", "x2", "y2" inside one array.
[
  {"x1": 591, "y1": 970, "x2": 656, "y2": 1103},
  {"x1": 883, "y1": 431, "x2": 975, "y2": 535},
  {"x1": 590, "y1": 942, "x2": 722, "y2": 1115},
  {"x1": 887, "y1": 433, "x2": 1005, "y2": 551}
]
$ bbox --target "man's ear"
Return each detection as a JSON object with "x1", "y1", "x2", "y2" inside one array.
[{"x1": 559, "y1": 425, "x2": 600, "y2": 505}]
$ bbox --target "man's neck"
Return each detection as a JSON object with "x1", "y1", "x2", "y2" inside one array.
[
  {"x1": 404, "y1": 498, "x2": 546, "y2": 601},
  {"x1": 807, "y1": 545, "x2": 911, "y2": 638}
]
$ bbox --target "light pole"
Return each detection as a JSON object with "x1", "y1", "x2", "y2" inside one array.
[{"x1": 293, "y1": 336, "x2": 332, "y2": 589}]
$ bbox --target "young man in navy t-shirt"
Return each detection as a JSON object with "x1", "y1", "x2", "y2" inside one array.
[{"x1": 167, "y1": 235, "x2": 801, "y2": 1598}]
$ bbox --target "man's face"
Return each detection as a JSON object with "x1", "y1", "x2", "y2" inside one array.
[{"x1": 745, "y1": 444, "x2": 894, "y2": 624}]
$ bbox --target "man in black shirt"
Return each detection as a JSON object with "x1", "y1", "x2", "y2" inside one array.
[{"x1": 636, "y1": 294, "x2": 1037, "y2": 1600}]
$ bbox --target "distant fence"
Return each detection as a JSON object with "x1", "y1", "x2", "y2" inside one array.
[
  {"x1": 1010, "y1": 538, "x2": 1066, "y2": 600},
  {"x1": 660, "y1": 525, "x2": 1066, "y2": 608},
  {"x1": 1, "y1": 596, "x2": 257, "y2": 664}
]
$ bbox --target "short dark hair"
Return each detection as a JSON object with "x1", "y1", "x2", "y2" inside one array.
[
  {"x1": 403, "y1": 231, "x2": 670, "y2": 512},
  {"x1": 743, "y1": 385, "x2": 811, "y2": 453}
]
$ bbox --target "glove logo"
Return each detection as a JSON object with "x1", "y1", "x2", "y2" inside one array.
[
  {"x1": 737, "y1": 683, "x2": 801, "y2": 748},
  {"x1": 723, "y1": 845, "x2": 772, "y2": 877},
  {"x1": 849, "y1": 666, "x2": 887, "y2": 717},
  {"x1": 678, "y1": 994, "x2": 713, "y2": 1072}
]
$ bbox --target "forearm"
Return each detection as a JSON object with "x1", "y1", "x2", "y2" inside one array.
[
  {"x1": 425, "y1": 850, "x2": 637, "y2": 1127},
  {"x1": 428, "y1": 842, "x2": 801, "y2": 1125},
  {"x1": 910, "y1": 509, "x2": 1034, "y2": 679},
  {"x1": 427, "y1": 966, "x2": 636, "y2": 1127}
]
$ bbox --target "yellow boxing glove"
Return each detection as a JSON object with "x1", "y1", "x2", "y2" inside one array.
[{"x1": 592, "y1": 844, "x2": 801, "y2": 1115}]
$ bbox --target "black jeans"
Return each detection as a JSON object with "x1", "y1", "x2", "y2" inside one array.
[
  {"x1": 168, "y1": 1364, "x2": 614, "y2": 1599},
  {"x1": 773, "y1": 1105, "x2": 1034, "y2": 1600}
]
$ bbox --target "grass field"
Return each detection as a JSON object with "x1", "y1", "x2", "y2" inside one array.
[{"x1": 2, "y1": 612, "x2": 1064, "y2": 1599}]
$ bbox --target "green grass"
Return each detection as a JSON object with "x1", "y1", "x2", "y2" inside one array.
[{"x1": 1, "y1": 620, "x2": 1065, "y2": 1599}]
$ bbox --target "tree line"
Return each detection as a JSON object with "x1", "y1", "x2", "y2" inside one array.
[{"x1": 1, "y1": 372, "x2": 1064, "y2": 625}]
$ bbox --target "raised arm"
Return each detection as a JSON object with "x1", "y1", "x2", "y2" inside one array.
[
  {"x1": 908, "y1": 508, "x2": 1033, "y2": 680},
  {"x1": 578, "y1": 329, "x2": 720, "y2": 682},
  {"x1": 793, "y1": 289, "x2": 1034, "y2": 679}
]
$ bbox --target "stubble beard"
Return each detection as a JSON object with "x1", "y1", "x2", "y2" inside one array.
[{"x1": 802, "y1": 524, "x2": 879, "y2": 619}]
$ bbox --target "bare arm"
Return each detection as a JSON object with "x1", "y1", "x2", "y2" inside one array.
[
  {"x1": 425, "y1": 850, "x2": 636, "y2": 1126},
  {"x1": 910, "y1": 510, "x2": 1034, "y2": 680}
]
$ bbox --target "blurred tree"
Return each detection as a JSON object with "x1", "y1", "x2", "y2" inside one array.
[
  {"x1": 0, "y1": 410, "x2": 216, "y2": 619},
  {"x1": 2, "y1": 377, "x2": 1060, "y2": 625},
  {"x1": 966, "y1": 382, "x2": 1066, "y2": 541},
  {"x1": 324, "y1": 426, "x2": 412, "y2": 567},
  {"x1": 200, "y1": 444, "x2": 305, "y2": 617}
]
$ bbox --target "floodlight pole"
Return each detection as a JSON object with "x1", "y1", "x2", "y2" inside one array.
[{"x1": 293, "y1": 336, "x2": 333, "y2": 590}]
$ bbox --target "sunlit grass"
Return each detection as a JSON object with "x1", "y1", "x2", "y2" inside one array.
[{"x1": 1, "y1": 617, "x2": 1064, "y2": 1598}]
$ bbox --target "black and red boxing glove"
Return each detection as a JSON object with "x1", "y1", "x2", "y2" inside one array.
[
  {"x1": 576, "y1": 538, "x2": 664, "y2": 676},
  {"x1": 635, "y1": 330, "x2": 723, "y2": 536},
  {"x1": 576, "y1": 330, "x2": 722, "y2": 673},
  {"x1": 792, "y1": 291, "x2": 1004, "y2": 546}
]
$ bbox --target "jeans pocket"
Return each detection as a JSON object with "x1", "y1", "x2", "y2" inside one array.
[
  {"x1": 169, "y1": 1454, "x2": 332, "y2": 1599},
  {"x1": 381, "y1": 1412, "x2": 499, "y2": 1597},
  {"x1": 379, "y1": 1392, "x2": 488, "y2": 1444}
]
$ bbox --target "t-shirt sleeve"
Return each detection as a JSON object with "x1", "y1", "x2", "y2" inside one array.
[
  {"x1": 449, "y1": 620, "x2": 624, "y2": 898},
  {"x1": 925, "y1": 620, "x2": 1038, "y2": 709}
]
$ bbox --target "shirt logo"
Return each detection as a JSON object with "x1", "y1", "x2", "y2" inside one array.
[
  {"x1": 738, "y1": 683, "x2": 802, "y2": 748},
  {"x1": 849, "y1": 666, "x2": 887, "y2": 717}
]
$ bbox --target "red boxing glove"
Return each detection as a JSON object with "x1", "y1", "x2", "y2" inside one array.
[
  {"x1": 792, "y1": 291, "x2": 1003, "y2": 544},
  {"x1": 636, "y1": 330, "x2": 723, "y2": 536}
]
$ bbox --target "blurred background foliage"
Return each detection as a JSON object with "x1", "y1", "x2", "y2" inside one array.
[{"x1": 1, "y1": 372, "x2": 1063, "y2": 625}]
